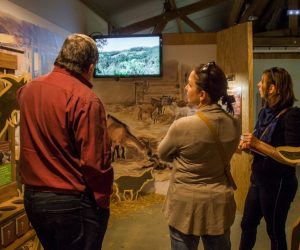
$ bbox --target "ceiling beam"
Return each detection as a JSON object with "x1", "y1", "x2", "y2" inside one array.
[
  {"x1": 254, "y1": 53, "x2": 300, "y2": 59},
  {"x1": 152, "y1": 20, "x2": 168, "y2": 34},
  {"x1": 257, "y1": 0, "x2": 283, "y2": 31},
  {"x1": 254, "y1": 28, "x2": 294, "y2": 37},
  {"x1": 180, "y1": 16, "x2": 203, "y2": 32},
  {"x1": 153, "y1": 0, "x2": 174, "y2": 34},
  {"x1": 227, "y1": 0, "x2": 245, "y2": 26},
  {"x1": 162, "y1": 33, "x2": 216, "y2": 45},
  {"x1": 239, "y1": 0, "x2": 269, "y2": 23},
  {"x1": 253, "y1": 37, "x2": 300, "y2": 47},
  {"x1": 289, "y1": 0, "x2": 299, "y2": 36},
  {"x1": 169, "y1": 0, "x2": 184, "y2": 33},
  {"x1": 113, "y1": 0, "x2": 227, "y2": 34}
]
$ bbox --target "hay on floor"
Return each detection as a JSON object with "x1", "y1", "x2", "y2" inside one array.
[{"x1": 110, "y1": 193, "x2": 165, "y2": 218}]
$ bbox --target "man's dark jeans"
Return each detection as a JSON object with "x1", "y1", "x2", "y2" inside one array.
[{"x1": 24, "y1": 188, "x2": 109, "y2": 250}]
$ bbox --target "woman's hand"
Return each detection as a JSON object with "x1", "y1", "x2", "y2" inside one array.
[
  {"x1": 238, "y1": 132, "x2": 260, "y2": 151},
  {"x1": 239, "y1": 132, "x2": 297, "y2": 166}
]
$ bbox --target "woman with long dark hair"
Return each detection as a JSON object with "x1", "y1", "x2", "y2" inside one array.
[{"x1": 239, "y1": 67, "x2": 300, "y2": 250}]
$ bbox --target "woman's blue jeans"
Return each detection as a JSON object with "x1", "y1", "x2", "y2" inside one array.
[
  {"x1": 24, "y1": 188, "x2": 109, "y2": 250},
  {"x1": 169, "y1": 226, "x2": 231, "y2": 250}
]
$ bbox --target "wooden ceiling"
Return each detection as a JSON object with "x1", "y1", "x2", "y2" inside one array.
[{"x1": 81, "y1": 0, "x2": 299, "y2": 46}]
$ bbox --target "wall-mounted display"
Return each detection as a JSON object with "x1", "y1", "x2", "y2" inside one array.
[{"x1": 93, "y1": 34, "x2": 162, "y2": 78}]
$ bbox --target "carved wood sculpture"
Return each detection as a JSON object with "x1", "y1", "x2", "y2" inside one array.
[
  {"x1": 114, "y1": 168, "x2": 154, "y2": 201},
  {"x1": 0, "y1": 74, "x2": 29, "y2": 138}
]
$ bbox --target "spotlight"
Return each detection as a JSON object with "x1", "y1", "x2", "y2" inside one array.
[{"x1": 287, "y1": 9, "x2": 300, "y2": 16}]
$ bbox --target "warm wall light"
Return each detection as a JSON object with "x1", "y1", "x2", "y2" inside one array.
[
  {"x1": 226, "y1": 74, "x2": 235, "y2": 81},
  {"x1": 287, "y1": 9, "x2": 300, "y2": 16}
]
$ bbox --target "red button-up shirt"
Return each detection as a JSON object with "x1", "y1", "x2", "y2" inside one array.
[{"x1": 17, "y1": 66, "x2": 113, "y2": 208}]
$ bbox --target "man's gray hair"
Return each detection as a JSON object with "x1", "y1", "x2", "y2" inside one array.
[{"x1": 54, "y1": 34, "x2": 99, "y2": 75}]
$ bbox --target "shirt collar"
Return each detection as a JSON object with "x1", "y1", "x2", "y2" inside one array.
[
  {"x1": 53, "y1": 66, "x2": 93, "y2": 89},
  {"x1": 197, "y1": 103, "x2": 222, "y2": 113}
]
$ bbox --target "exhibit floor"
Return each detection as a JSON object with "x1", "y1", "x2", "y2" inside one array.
[{"x1": 103, "y1": 171, "x2": 300, "y2": 250}]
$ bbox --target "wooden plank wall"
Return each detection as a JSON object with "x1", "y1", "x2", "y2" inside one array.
[
  {"x1": 0, "y1": 52, "x2": 17, "y2": 70},
  {"x1": 217, "y1": 22, "x2": 254, "y2": 211}
]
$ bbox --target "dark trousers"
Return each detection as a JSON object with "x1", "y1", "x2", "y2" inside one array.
[
  {"x1": 239, "y1": 178, "x2": 297, "y2": 250},
  {"x1": 24, "y1": 188, "x2": 109, "y2": 250}
]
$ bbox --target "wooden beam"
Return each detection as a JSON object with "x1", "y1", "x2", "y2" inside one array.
[
  {"x1": 240, "y1": 0, "x2": 269, "y2": 23},
  {"x1": 257, "y1": 0, "x2": 284, "y2": 31},
  {"x1": 114, "y1": 0, "x2": 227, "y2": 34},
  {"x1": 180, "y1": 16, "x2": 203, "y2": 32},
  {"x1": 289, "y1": 0, "x2": 299, "y2": 36},
  {"x1": 254, "y1": 28, "x2": 293, "y2": 37},
  {"x1": 169, "y1": 0, "x2": 184, "y2": 33},
  {"x1": 254, "y1": 53, "x2": 300, "y2": 59},
  {"x1": 162, "y1": 33, "x2": 216, "y2": 45},
  {"x1": 152, "y1": 20, "x2": 168, "y2": 34},
  {"x1": 227, "y1": 0, "x2": 245, "y2": 26},
  {"x1": 253, "y1": 37, "x2": 300, "y2": 47}
]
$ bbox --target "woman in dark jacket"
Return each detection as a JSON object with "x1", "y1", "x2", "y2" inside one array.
[{"x1": 239, "y1": 67, "x2": 300, "y2": 250}]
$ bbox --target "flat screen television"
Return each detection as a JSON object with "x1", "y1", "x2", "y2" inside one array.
[{"x1": 93, "y1": 34, "x2": 162, "y2": 78}]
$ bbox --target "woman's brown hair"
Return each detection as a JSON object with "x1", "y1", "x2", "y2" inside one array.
[{"x1": 263, "y1": 67, "x2": 297, "y2": 110}]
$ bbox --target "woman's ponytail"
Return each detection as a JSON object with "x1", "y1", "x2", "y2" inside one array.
[{"x1": 221, "y1": 94, "x2": 235, "y2": 115}]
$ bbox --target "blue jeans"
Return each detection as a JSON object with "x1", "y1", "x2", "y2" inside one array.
[
  {"x1": 169, "y1": 226, "x2": 231, "y2": 250},
  {"x1": 239, "y1": 178, "x2": 297, "y2": 250},
  {"x1": 24, "y1": 188, "x2": 109, "y2": 250}
]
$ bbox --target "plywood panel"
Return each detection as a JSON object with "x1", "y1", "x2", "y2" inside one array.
[
  {"x1": 217, "y1": 22, "x2": 253, "y2": 211},
  {"x1": 0, "y1": 52, "x2": 17, "y2": 70},
  {"x1": 163, "y1": 33, "x2": 216, "y2": 45}
]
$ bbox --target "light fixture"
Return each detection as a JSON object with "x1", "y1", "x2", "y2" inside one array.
[
  {"x1": 287, "y1": 9, "x2": 300, "y2": 16},
  {"x1": 248, "y1": 15, "x2": 258, "y2": 21}
]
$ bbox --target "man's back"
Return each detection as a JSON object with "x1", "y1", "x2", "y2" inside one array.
[
  {"x1": 19, "y1": 33, "x2": 113, "y2": 250},
  {"x1": 18, "y1": 66, "x2": 100, "y2": 191}
]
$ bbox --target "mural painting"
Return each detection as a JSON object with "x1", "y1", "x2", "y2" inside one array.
[
  {"x1": 0, "y1": 9, "x2": 66, "y2": 198},
  {"x1": 104, "y1": 59, "x2": 194, "y2": 197},
  {"x1": 0, "y1": 8, "x2": 195, "y2": 200},
  {"x1": 0, "y1": 9, "x2": 241, "y2": 203},
  {"x1": 0, "y1": 9, "x2": 65, "y2": 77}
]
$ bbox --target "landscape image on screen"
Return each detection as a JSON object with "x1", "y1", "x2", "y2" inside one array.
[{"x1": 94, "y1": 36, "x2": 161, "y2": 77}]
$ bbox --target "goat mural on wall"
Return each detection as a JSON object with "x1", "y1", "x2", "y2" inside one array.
[
  {"x1": 137, "y1": 95, "x2": 177, "y2": 124},
  {"x1": 107, "y1": 114, "x2": 152, "y2": 161},
  {"x1": 114, "y1": 168, "x2": 154, "y2": 201},
  {"x1": 0, "y1": 74, "x2": 29, "y2": 138}
]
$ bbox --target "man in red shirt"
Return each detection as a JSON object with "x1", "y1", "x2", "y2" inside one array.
[{"x1": 17, "y1": 34, "x2": 113, "y2": 250}]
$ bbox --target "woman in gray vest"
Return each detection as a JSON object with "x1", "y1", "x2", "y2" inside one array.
[{"x1": 158, "y1": 62, "x2": 240, "y2": 250}]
